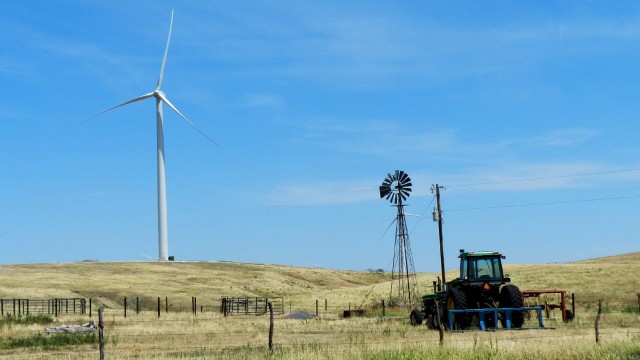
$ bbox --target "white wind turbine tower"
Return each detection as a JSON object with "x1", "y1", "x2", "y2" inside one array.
[{"x1": 86, "y1": 10, "x2": 215, "y2": 261}]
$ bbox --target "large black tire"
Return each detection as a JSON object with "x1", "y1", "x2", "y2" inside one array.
[
  {"x1": 410, "y1": 309, "x2": 423, "y2": 326},
  {"x1": 446, "y1": 287, "x2": 470, "y2": 330},
  {"x1": 565, "y1": 309, "x2": 574, "y2": 322},
  {"x1": 499, "y1": 285, "x2": 524, "y2": 328}
]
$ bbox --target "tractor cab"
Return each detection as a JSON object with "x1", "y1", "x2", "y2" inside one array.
[
  {"x1": 459, "y1": 250, "x2": 509, "y2": 284},
  {"x1": 447, "y1": 250, "x2": 512, "y2": 308}
]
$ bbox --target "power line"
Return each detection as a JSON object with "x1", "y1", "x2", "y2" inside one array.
[
  {"x1": 409, "y1": 195, "x2": 436, "y2": 235},
  {"x1": 446, "y1": 194, "x2": 640, "y2": 212},
  {"x1": 446, "y1": 167, "x2": 640, "y2": 188}
]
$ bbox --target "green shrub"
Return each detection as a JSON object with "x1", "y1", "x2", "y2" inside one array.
[{"x1": 0, "y1": 332, "x2": 97, "y2": 349}]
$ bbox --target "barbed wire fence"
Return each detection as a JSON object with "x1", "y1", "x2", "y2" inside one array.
[
  {"x1": 87, "y1": 297, "x2": 640, "y2": 358},
  {"x1": 1, "y1": 294, "x2": 638, "y2": 358}
]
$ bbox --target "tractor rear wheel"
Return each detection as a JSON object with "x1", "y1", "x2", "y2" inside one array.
[
  {"x1": 499, "y1": 285, "x2": 524, "y2": 328},
  {"x1": 446, "y1": 287, "x2": 470, "y2": 330}
]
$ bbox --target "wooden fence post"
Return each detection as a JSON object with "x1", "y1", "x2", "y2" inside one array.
[
  {"x1": 165, "y1": 297, "x2": 168, "y2": 313},
  {"x1": 435, "y1": 299, "x2": 444, "y2": 346},
  {"x1": 124, "y1": 297, "x2": 127, "y2": 318},
  {"x1": 595, "y1": 299, "x2": 602, "y2": 343},
  {"x1": 315, "y1": 300, "x2": 319, "y2": 318},
  {"x1": 382, "y1": 300, "x2": 386, "y2": 317},
  {"x1": 268, "y1": 301, "x2": 274, "y2": 354},
  {"x1": 89, "y1": 298, "x2": 92, "y2": 318},
  {"x1": 98, "y1": 306, "x2": 105, "y2": 360},
  {"x1": 571, "y1": 293, "x2": 575, "y2": 319},
  {"x1": 222, "y1": 298, "x2": 227, "y2": 317},
  {"x1": 136, "y1": 297, "x2": 140, "y2": 314},
  {"x1": 157, "y1": 297, "x2": 161, "y2": 318}
]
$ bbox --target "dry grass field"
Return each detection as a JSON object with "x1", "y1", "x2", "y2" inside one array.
[{"x1": 0, "y1": 253, "x2": 638, "y2": 359}]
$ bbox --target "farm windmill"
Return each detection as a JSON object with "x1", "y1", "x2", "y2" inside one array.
[
  {"x1": 86, "y1": 10, "x2": 215, "y2": 261},
  {"x1": 379, "y1": 170, "x2": 419, "y2": 305}
]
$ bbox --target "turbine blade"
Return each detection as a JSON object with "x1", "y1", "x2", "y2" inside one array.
[
  {"x1": 157, "y1": 92, "x2": 218, "y2": 145},
  {"x1": 83, "y1": 92, "x2": 154, "y2": 123},
  {"x1": 157, "y1": 9, "x2": 175, "y2": 90}
]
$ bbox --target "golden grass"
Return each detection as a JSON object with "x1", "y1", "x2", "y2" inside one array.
[
  {"x1": 0, "y1": 252, "x2": 638, "y2": 359},
  {"x1": 0, "y1": 310, "x2": 637, "y2": 359}
]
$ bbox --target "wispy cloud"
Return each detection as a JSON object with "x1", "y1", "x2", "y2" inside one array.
[
  {"x1": 260, "y1": 180, "x2": 377, "y2": 206},
  {"x1": 182, "y1": 5, "x2": 640, "y2": 87},
  {"x1": 233, "y1": 93, "x2": 285, "y2": 109},
  {"x1": 257, "y1": 120, "x2": 626, "y2": 205},
  {"x1": 524, "y1": 128, "x2": 600, "y2": 147}
]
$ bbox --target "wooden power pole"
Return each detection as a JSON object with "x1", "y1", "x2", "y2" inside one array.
[{"x1": 432, "y1": 184, "x2": 446, "y2": 290}]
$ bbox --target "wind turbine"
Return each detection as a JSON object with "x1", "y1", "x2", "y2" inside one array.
[{"x1": 86, "y1": 10, "x2": 215, "y2": 261}]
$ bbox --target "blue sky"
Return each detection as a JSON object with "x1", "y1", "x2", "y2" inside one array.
[{"x1": 1, "y1": 1, "x2": 639, "y2": 271}]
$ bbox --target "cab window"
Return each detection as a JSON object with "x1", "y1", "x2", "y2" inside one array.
[{"x1": 467, "y1": 257, "x2": 502, "y2": 280}]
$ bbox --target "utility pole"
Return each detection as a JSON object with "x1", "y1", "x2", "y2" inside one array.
[{"x1": 432, "y1": 184, "x2": 446, "y2": 290}]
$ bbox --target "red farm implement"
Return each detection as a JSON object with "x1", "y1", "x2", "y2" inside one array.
[{"x1": 522, "y1": 290, "x2": 574, "y2": 322}]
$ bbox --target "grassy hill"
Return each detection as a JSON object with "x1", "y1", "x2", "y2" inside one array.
[
  {"x1": 0, "y1": 252, "x2": 638, "y2": 312},
  {"x1": 0, "y1": 254, "x2": 638, "y2": 359}
]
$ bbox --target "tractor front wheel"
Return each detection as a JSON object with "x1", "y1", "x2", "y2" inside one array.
[
  {"x1": 499, "y1": 285, "x2": 524, "y2": 328},
  {"x1": 410, "y1": 309, "x2": 423, "y2": 326}
]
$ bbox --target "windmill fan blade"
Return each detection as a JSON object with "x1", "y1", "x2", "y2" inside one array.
[
  {"x1": 401, "y1": 181, "x2": 413, "y2": 190},
  {"x1": 157, "y1": 9, "x2": 175, "y2": 90},
  {"x1": 390, "y1": 193, "x2": 397, "y2": 204},
  {"x1": 379, "y1": 186, "x2": 391, "y2": 198},
  {"x1": 399, "y1": 170, "x2": 409, "y2": 182},
  {"x1": 157, "y1": 92, "x2": 218, "y2": 145},
  {"x1": 83, "y1": 92, "x2": 155, "y2": 123}
]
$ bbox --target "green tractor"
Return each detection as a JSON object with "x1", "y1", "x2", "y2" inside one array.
[{"x1": 410, "y1": 249, "x2": 524, "y2": 330}]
